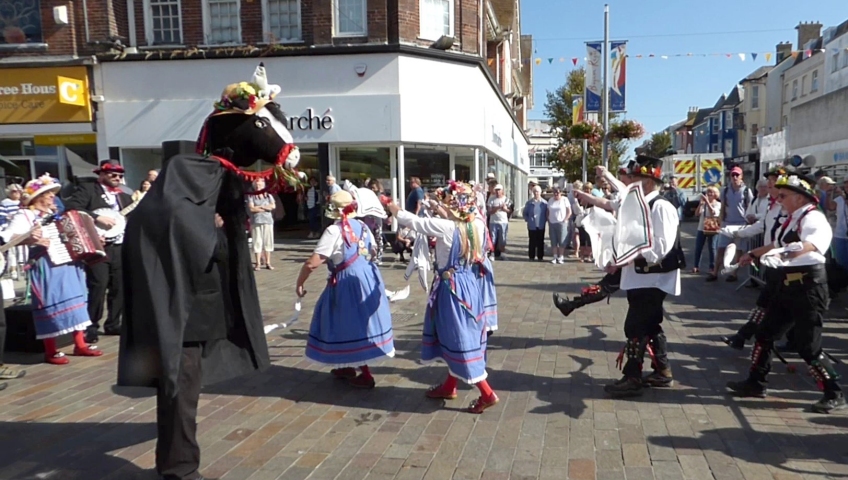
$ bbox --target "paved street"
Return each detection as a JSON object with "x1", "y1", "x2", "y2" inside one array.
[{"x1": 1, "y1": 221, "x2": 847, "y2": 480}]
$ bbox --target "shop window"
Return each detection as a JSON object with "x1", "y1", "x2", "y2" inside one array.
[
  {"x1": 455, "y1": 154, "x2": 474, "y2": 182},
  {"x1": 144, "y1": 0, "x2": 183, "y2": 45},
  {"x1": 203, "y1": 0, "x2": 241, "y2": 45},
  {"x1": 263, "y1": 0, "x2": 301, "y2": 42},
  {"x1": 0, "y1": 0, "x2": 43, "y2": 46},
  {"x1": 405, "y1": 149, "x2": 449, "y2": 192},
  {"x1": 334, "y1": 0, "x2": 366, "y2": 37},
  {"x1": 0, "y1": 140, "x2": 24, "y2": 156},
  {"x1": 337, "y1": 147, "x2": 390, "y2": 191},
  {"x1": 812, "y1": 70, "x2": 819, "y2": 92},
  {"x1": 419, "y1": 0, "x2": 452, "y2": 41}
]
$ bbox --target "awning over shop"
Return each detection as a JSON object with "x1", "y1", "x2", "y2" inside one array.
[{"x1": 103, "y1": 99, "x2": 210, "y2": 148}]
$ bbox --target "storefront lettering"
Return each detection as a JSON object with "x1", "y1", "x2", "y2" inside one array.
[
  {"x1": 835, "y1": 151, "x2": 848, "y2": 163},
  {"x1": 491, "y1": 126, "x2": 502, "y2": 147},
  {"x1": 287, "y1": 108, "x2": 334, "y2": 131},
  {"x1": 0, "y1": 84, "x2": 58, "y2": 95}
]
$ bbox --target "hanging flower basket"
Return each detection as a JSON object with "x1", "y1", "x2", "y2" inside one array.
[
  {"x1": 569, "y1": 121, "x2": 603, "y2": 142},
  {"x1": 556, "y1": 143, "x2": 583, "y2": 165},
  {"x1": 609, "y1": 120, "x2": 646, "y2": 140}
]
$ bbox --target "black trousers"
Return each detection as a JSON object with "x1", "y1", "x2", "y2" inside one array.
[
  {"x1": 86, "y1": 243, "x2": 123, "y2": 332},
  {"x1": 157, "y1": 343, "x2": 203, "y2": 480},
  {"x1": 528, "y1": 229, "x2": 545, "y2": 260},
  {"x1": 751, "y1": 272, "x2": 829, "y2": 381},
  {"x1": 0, "y1": 306, "x2": 6, "y2": 362},
  {"x1": 622, "y1": 288, "x2": 667, "y2": 377}
]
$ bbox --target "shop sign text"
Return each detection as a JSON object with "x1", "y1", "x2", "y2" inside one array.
[{"x1": 286, "y1": 108, "x2": 333, "y2": 131}]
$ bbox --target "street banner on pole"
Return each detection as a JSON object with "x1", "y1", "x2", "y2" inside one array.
[
  {"x1": 610, "y1": 41, "x2": 627, "y2": 112},
  {"x1": 584, "y1": 42, "x2": 603, "y2": 112},
  {"x1": 572, "y1": 94, "x2": 584, "y2": 124}
]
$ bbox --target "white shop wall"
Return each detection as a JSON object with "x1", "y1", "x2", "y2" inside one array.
[
  {"x1": 397, "y1": 55, "x2": 527, "y2": 171},
  {"x1": 97, "y1": 54, "x2": 404, "y2": 148}
]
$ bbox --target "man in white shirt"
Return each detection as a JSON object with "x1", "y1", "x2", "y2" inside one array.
[
  {"x1": 729, "y1": 173, "x2": 845, "y2": 414},
  {"x1": 604, "y1": 156, "x2": 682, "y2": 398},
  {"x1": 745, "y1": 178, "x2": 771, "y2": 224},
  {"x1": 486, "y1": 185, "x2": 511, "y2": 260}
]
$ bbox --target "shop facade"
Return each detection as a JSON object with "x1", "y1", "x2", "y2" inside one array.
[
  {"x1": 94, "y1": 52, "x2": 530, "y2": 211},
  {"x1": 0, "y1": 65, "x2": 98, "y2": 188}
]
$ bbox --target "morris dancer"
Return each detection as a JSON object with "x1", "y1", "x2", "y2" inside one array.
[
  {"x1": 388, "y1": 182, "x2": 499, "y2": 414},
  {"x1": 295, "y1": 190, "x2": 394, "y2": 389},
  {"x1": 720, "y1": 166, "x2": 789, "y2": 350},
  {"x1": 119, "y1": 63, "x2": 301, "y2": 480},
  {"x1": 0, "y1": 175, "x2": 103, "y2": 365},
  {"x1": 605, "y1": 156, "x2": 683, "y2": 397},
  {"x1": 727, "y1": 173, "x2": 845, "y2": 413}
]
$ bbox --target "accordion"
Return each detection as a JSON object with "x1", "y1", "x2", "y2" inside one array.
[{"x1": 43, "y1": 211, "x2": 107, "y2": 266}]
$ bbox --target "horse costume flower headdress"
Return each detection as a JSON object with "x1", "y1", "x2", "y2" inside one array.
[{"x1": 195, "y1": 62, "x2": 306, "y2": 194}]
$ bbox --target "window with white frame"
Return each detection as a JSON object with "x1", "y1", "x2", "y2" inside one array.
[
  {"x1": 843, "y1": 51, "x2": 848, "y2": 68},
  {"x1": 204, "y1": 0, "x2": 241, "y2": 45},
  {"x1": 750, "y1": 124, "x2": 758, "y2": 149},
  {"x1": 792, "y1": 79, "x2": 798, "y2": 100},
  {"x1": 751, "y1": 85, "x2": 759, "y2": 109},
  {"x1": 801, "y1": 75, "x2": 807, "y2": 96},
  {"x1": 711, "y1": 143, "x2": 719, "y2": 153},
  {"x1": 712, "y1": 118, "x2": 719, "y2": 133},
  {"x1": 833, "y1": 52, "x2": 840, "y2": 73},
  {"x1": 334, "y1": 0, "x2": 366, "y2": 37},
  {"x1": 263, "y1": 0, "x2": 301, "y2": 42},
  {"x1": 812, "y1": 70, "x2": 819, "y2": 92},
  {"x1": 420, "y1": 0, "x2": 453, "y2": 41},
  {"x1": 146, "y1": 0, "x2": 183, "y2": 45}
]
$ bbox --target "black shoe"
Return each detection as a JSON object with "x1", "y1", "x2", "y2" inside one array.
[
  {"x1": 84, "y1": 328, "x2": 99, "y2": 344},
  {"x1": 643, "y1": 369, "x2": 674, "y2": 388},
  {"x1": 721, "y1": 334, "x2": 746, "y2": 351},
  {"x1": 552, "y1": 293, "x2": 576, "y2": 317},
  {"x1": 726, "y1": 379, "x2": 767, "y2": 398},
  {"x1": 103, "y1": 327, "x2": 122, "y2": 336},
  {"x1": 811, "y1": 393, "x2": 847, "y2": 414},
  {"x1": 604, "y1": 376, "x2": 645, "y2": 397}
]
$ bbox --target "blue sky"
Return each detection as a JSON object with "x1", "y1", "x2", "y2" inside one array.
[{"x1": 522, "y1": 0, "x2": 848, "y2": 150}]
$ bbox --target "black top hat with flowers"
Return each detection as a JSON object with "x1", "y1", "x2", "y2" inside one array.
[
  {"x1": 775, "y1": 173, "x2": 818, "y2": 203},
  {"x1": 94, "y1": 159, "x2": 125, "y2": 174},
  {"x1": 628, "y1": 155, "x2": 663, "y2": 182},
  {"x1": 763, "y1": 165, "x2": 793, "y2": 179}
]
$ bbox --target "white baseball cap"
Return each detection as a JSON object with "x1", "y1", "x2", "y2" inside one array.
[{"x1": 494, "y1": 184, "x2": 503, "y2": 190}]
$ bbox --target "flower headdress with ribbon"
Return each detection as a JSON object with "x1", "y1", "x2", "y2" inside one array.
[
  {"x1": 441, "y1": 181, "x2": 484, "y2": 263},
  {"x1": 195, "y1": 62, "x2": 306, "y2": 195},
  {"x1": 22, "y1": 173, "x2": 61, "y2": 207}
]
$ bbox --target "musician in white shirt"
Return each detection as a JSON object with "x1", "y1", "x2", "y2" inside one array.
[
  {"x1": 729, "y1": 173, "x2": 845, "y2": 414},
  {"x1": 0, "y1": 175, "x2": 103, "y2": 365},
  {"x1": 604, "y1": 156, "x2": 682, "y2": 398}
]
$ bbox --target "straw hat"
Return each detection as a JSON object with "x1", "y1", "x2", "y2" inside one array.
[
  {"x1": 325, "y1": 190, "x2": 358, "y2": 219},
  {"x1": 22, "y1": 174, "x2": 61, "y2": 206},
  {"x1": 775, "y1": 173, "x2": 818, "y2": 203}
]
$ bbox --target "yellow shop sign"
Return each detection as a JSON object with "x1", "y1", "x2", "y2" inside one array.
[{"x1": 0, "y1": 66, "x2": 92, "y2": 125}]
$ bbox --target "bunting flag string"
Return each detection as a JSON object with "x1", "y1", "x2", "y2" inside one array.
[{"x1": 523, "y1": 46, "x2": 848, "y2": 67}]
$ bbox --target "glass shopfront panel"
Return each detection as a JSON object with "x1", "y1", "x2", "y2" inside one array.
[
  {"x1": 405, "y1": 148, "x2": 449, "y2": 191},
  {"x1": 338, "y1": 147, "x2": 391, "y2": 190},
  {"x1": 455, "y1": 153, "x2": 473, "y2": 182}
]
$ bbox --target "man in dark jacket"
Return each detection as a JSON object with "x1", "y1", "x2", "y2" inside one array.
[{"x1": 63, "y1": 160, "x2": 134, "y2": 343}]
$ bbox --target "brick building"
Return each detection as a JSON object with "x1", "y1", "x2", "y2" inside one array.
[{"x1": 0, "y1": 0, "x2": 533, "y2": 209}]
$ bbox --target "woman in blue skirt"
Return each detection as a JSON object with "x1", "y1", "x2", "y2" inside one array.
[
  {"x1": 388, "y1": 182, "x2": 499, "y2": 414},
  {"x1": 295, "y1": 190, "x2": 394, "y2": 389},
  {"x1": 0, "y1": 175, "x2": 102, "y2": 365},
  {"x1": 475, "y1": 217, "x2": 498, "y2": 334}
]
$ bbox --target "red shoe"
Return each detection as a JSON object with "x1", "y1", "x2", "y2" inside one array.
[
  {"x1": 467, "y1": 393, "x2": 499, "y2": 414},
  {"x1": 426, "y1": 384, "x2": 458, "y2": 399},
  {"x1": 73, "y1": 345, "x2": 103, "y2": 357},
  {"x1": 331, "y1": 368, "x2": 357, "y2": 379},
  {"x1": 45, "y1": 352, "x2": 70, "y2": 365},
  {"x1": 348, "y1": 374, "x2": 376, "y2": 389}
]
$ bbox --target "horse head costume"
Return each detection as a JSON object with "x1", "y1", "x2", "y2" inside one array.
[{"x1": 196, "y1": 62, "x2": 305, "y2": 193}]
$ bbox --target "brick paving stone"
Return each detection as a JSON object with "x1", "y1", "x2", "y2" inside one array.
[{"x1": 2, "y1": 222, "x2": 848, "y2": 479}]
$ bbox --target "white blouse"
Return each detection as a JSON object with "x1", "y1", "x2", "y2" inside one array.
[
  {"x1": 313, "y1": 220, "x2": 374, "y2": 265},
  {"x1": 395, "y1": 210, "x2": 485, "y2": 270},
  {"x1": 774, "y1": 205, "x2": 831, "y2": 267},
  {"x1": 0, "y1": 209, "x2": 41, "y2": 244}
]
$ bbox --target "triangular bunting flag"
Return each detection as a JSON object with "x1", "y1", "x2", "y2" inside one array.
[
  {"x1": 661, "y1": 55, "x2": 668, "y2": 59},
  {"x1": 726, "y1": 54, "x2": 732, "y2": 58},
  {"x1": 535, "y1": 58, "x2": 541, "y2": 65},
  {"x1": 751, "y1": 52, "x2": 758, "y2": 61},
  {"x1": 571, "y1": 58, "x2": 578, "y2": 66},
  {"x1": 765, "y1": 52, "x2": 772, "y2": 62},
  {"x1": 738, "y1": 53, "x2": 746, "y2": 61},
  {"x1": 487, "y1": 58, "x2": 494, "y2": 66},
  {"x1": 559, "y1": 57, "x2": 565, "y2": 63},
  {"x1": 635, "y1": 54, "x2": 643, "y2": 58},
  {"x1": 790, "y1": 51, "x2": 799, "y2": 59},
  {"x1": 804, "y1": 49, "x2": 812, "y2": 58},
  {"x1": 548, "y1": 58, "x2": 553, "y2": 64}
]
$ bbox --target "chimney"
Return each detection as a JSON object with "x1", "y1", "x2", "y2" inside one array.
[
  {"x1": 776, "y1": 42, "x2": 793, "y2": 64},
  {"x1": 687, "y1": 107, "x2": 698, "y2": 121},
  {"x1": 795, "y1": 21, "x2": 823, "y2": 50}
]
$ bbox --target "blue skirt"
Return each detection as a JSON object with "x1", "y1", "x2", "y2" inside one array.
[
  {"x1": 476, "y1": 258, "x2": 498, "y2": 332},
  {"x1": 29, "y1": 256, "x2": 91, "y2": 340},
  {"x1": 422, "y1": 270, "x2": 487, "y2": 383},
  {"x1": 306, "y1": 261, "x2": 395, "y2": 368}
]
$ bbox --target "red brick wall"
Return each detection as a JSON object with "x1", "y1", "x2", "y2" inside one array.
[
  {"x1": 0, "y1": 0, "x2": 77, "y2": 58},
  {"x1": 241, "y1": 0, "x2": 263, "y2": 44},
  {"x1": 133, "y1": 0, "x2": 146, "y2": 45},
  {"x1": 182, "y1": 0, "x2": 203, "y2": 45}
]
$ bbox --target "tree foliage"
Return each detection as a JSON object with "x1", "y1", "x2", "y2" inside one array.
[
  {"x1": 543, "y1": 68, "x2": 641, "y2": 182},
  {"x1": 637, "y1": 132, "x2": 673, "y2": 159}
]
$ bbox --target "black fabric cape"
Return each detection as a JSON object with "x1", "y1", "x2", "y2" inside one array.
[{"x1": 117, "y1": 154, "x2": 270, "y2": 397}]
